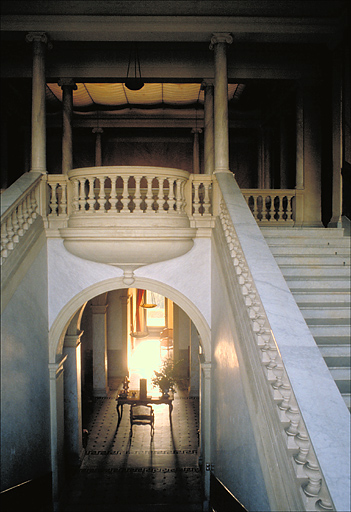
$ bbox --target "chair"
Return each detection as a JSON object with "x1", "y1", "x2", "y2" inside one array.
[{"x1": 129, "y1": 404, "x2": 154, "y2": 436}]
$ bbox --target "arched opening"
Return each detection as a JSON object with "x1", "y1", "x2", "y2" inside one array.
[{"x1": 48, "y1": 278, "x2": 211, "y2": 509}]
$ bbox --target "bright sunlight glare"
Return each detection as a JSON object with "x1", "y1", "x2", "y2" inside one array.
[{"x1": 128, "y1": 338, "x2": 163, "y2": 395}]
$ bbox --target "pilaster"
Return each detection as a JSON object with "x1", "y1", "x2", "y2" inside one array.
[{"x1": 63, "y1": 331, "x2": 84, "y2": 465}]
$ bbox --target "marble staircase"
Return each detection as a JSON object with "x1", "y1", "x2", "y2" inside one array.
[{"x1": 261, "y1": 227, "x2": 351, "y2": 410}]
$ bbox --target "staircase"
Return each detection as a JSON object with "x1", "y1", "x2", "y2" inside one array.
[{"x1": 261, "y1": 227, "x2": 351, "y2": 411}]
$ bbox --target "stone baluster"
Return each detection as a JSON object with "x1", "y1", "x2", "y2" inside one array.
[
  {"x1": 158, "y1": 177, "x2": 165, "y2": 212},
  {"x1": 1, "y1": 222, "x2": 9, "y2": 260},
  {"x1": 109, "y1": 176, "x2": 117, "y2": 212},
  {"x1": 72, "y1": 179, "x2": 79, "y2": 213},
  {"x1": 60, "y1": 182, "x2": 67, "y2": 215},
  {"x1": 285, "y1": 402, "x2": 301, "y2": 448},
  {"x1": 11, "y1": 209, "x2": 20, "y2": 243},
  {"x1": 22, "y1": 196, "x2": 31, "y2": 226},
  {"x1": 145, "y1": 175, "x2": 153, "y2": 212},
  {"x1": 6, "y1": 216, "x2": 15, "y2": 251},
  {"x1": 193, "y1": 181, "x2": 200, "y2": 215},
  {"x1": 203, "y1": 181, "x2": 211, "y2": 214},
  {"x1": 78, "y1": 179, "x2": 86, "y2": 212},
  {"x1": 175, "y1": 178, "x2": 182, "y2": 212},
  {"x1": 121, "y1": 176, "x2": 129, "y2": 212},
  {"x1": 315, "y1": 484, "x2": 334, "y2": 511},
  {"x1": 304, "y1": 453, "x2": 322, "y2": 498},
  {"x1": 164, "y1": 178, "x2": 170, "y2": 211},
  {"x1": 30, "y1": 190, "x2": 38, "y2": 221},
  {"x1": 294, "y1": 429, "x2": 311, "y2": 468},
  {"x1": 271, "y1": 362, "x2": 284, "y2": 400},
  {"x1": 16, "y1": 203, "x2": 25, "y2": 237},
  {"x1": 97, "y1": 176, "x2": 106, "y2": 212},
  {"x1": 134, "y1": 175, "x2": 141, "y2": 212},
  {"x1": 49, "y1": 184, "x2": 58, "y2": 215},
  {"x1": 87, "y1": 177, "x2": 95, "y2": 212},
  {"x1": 278, "y1": 380, "x2": 292, "y2": 420},
  {"x1": 170, "y1": 179, "x2": 177, "y2": 211}
]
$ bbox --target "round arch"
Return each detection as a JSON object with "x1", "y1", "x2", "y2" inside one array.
[{"x1": 49, "y1": 276, "x2": 211, "y2": 364}]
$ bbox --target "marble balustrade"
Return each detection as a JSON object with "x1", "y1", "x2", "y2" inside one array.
[
  {"x1": 242, "y1": 189, "x2": 297, "y2": 225},
  {"x1": 218, "y1": 200, "x2": 333, "y2": 511},
  {"x1": 0, "y1": 173, "x2": 42, "y2": 265}
]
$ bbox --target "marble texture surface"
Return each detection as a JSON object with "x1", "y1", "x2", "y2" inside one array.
[
  {"x1": 216, "y1": 172, "x2": 350, "y2": 512},
  {"x1": 0, "y1": 172, "x2": 42, "y2": 215}
]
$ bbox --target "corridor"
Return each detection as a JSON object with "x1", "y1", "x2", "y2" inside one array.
[{"x1": 59, "y1": 385, "x2": 203, "y2": 512}]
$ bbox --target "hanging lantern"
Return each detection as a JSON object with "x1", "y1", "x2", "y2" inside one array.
[
  {"x1": 141, "y1": 290, "x2": 157, "y2": 308},
  {"x1": 125, "y1": 43, "x2": 144, "y2": 91}
]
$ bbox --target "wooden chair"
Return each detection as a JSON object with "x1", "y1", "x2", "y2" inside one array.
[{"x1": 129, "y1": 404, "x2": 155, "y2": 436}]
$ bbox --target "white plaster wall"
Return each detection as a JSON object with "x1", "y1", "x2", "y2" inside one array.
[
  {"x1": 211, "y1": 230, "x2": 270, "y2": 511},
  {"x1": 48, "y1": 238, "x2": 211, "y2": 359},
  {"x1": 1, "y1": 243, "x2": 51, "y2": 491}
]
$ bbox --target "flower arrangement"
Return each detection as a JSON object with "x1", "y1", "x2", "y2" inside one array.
[{"x1": 151, "y1": 358, "x2": 183, "y2": 396}]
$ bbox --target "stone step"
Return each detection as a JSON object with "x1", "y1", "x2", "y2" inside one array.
[
  {"x1": 328, "y1": 368, "x2": 351, "y2": 394},
  {"x1": 280, "y1": 265, "x2": 350, "y2": 277},
  {"x1": 306, "y1": 319, "x2": 350, "y2": 337},
  {"x1": 268, "y1": 245, "x2": 350, "y2": 255},
  {"x1": 314, "y1": 336, "x2": 350, "y2": 346},
  {"x1": 274, "y1": 255, "x2": 350, "y2": 266},
  {"x1": 319, "y1": 345, "x2": 351, "y2": 367},
  {"x1": 298, "y1": 304, "x2": 350, "y2": 319},
  {"x1": 292, "y1": 291, "x2": 351, "y2": 303},
  {"x1": 261, "y1": 227, "x2": 346, "y2": 238},
  {"x1": 343, "y1": 393, "x2": 351, "y2": 410},
  {"x1": 286, "y1": 277, "x2": 348, "y2": 289}
]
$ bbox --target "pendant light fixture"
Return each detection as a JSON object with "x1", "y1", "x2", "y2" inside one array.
[
  {"x1": 125, "y1": 43, "x2": 144, "y2": 91},
  {"x1": 141, "y1": 290, "x2": 157, "y2": 309}
]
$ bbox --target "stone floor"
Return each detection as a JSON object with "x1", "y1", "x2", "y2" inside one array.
[{"x1": 59, "y1": 385, "x2": 204, "y2": 512}]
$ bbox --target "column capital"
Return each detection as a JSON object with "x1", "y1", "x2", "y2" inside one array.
[
  {"x1": 26, "y1": 31, "x2": 52, "y2": 49},
  {"x1": 58, "y1": 78, "x2": 77, "y2": 90},
  {"x1": 92, "y1": 127, "x2": 104, "y2": 134},
  {"x1": 201, "y1": 79, "x2": 214, "y2": 90},
  {"x1": 210, "y1": 32, "x2": 233, "y2": 49},
  {"x1": 191, "y1": 127, "x2": 203, "y2": 135},
  {"x1": 64, "y1": 331, "x2": 84, "y2": 348},
  {"x1": 48, "y1": 355, "x2": 67, "y2": 380}
]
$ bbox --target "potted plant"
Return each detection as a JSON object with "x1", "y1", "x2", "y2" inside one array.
[{"x1": 151, "y1": 358, "x2": 183, "y2": 397}]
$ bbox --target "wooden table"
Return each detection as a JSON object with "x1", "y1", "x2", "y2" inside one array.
[{"x1": 116, "y1": 389, "x2": 174, "y2": 428}]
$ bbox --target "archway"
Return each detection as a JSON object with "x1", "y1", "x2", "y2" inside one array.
[{"x1": 48, "y1": 277, "x2": 211, "y2": 507}]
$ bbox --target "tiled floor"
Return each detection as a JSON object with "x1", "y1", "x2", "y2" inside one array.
[{"x1": 59, "y1": 386, "x2": 204, "y2": 512}]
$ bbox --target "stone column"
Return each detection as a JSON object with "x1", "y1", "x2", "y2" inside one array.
[
  {"x1": 26, "y1": 32, "x2": 49, "y2": 174},
  {"x1": 48, "y1": 356, "x2": 67, "y2": 507},
  {"x1": 58, "y1": 79, "x2": 77, "y2": 174},
  {"x1": 299, "y1": 81, "x2": 322, "y2": 226},
  {"x1": 91, "y1": 295, "x2": 109, "y2": 397},
  {"x1": 92, "y1": 127, "x2": 104, "y2": 167},
  {"x1": 210, "y1": 33, "x2": 233, "y2": 174},
  {"x1": 192, "y1": 127, "x2": 202, "y2": 174},
  {"x1": 328, "y1": 49, "x2": 343, "y2": 227},
  {"x1": 202, "y1": 81, "x2": 215, "y2": 175},
  {"x1": 63, "y1": 330, "x2": 84, "y2": 466}
]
